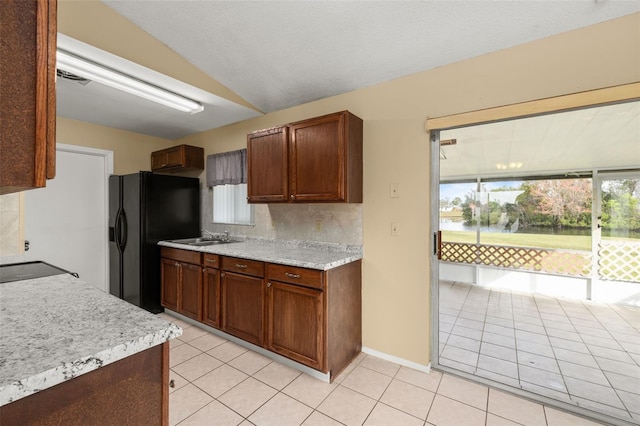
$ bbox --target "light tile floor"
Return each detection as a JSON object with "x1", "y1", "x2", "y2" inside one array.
[
  {"x1": 159, "y1": 312, "x2": 606, "y2": 426},
  {"x1": 439, "y1": 281, "x2": 640, "y2": 425}
]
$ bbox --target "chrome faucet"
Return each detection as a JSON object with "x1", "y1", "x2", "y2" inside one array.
[
  {"x1": 201, "y1": 229, "x2": 230, "y2": 242},
  {"x1": 201, "y1": 229, "x2": 216, "y2": 240}
]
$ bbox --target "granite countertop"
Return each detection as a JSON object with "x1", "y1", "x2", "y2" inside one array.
[
  {"x1": 0, "y1": 274, "x2": 182, "y2": 406},
  {"x1": 158, "y1": 238, "x2": 363, "y2": 270}
]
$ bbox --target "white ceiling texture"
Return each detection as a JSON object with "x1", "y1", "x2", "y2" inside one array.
[
  {"x1": 56, "y1": 1, "x2": 640, "y2": 141},
  {"x1": 440, "y1": 100, "x2": 640, "y2": 180}
]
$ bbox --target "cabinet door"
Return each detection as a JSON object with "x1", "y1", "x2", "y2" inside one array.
[
  {"x1": 180, "y1": 262, "x2": 203, "y2": 321},
  {"x1": 0, "y1": 0, "x2": 57, "y2": 194},
  {"x1": 266, "y1": 281, "x2": 324, "y2": 370},
  {"x1": 203, "y1": 267, "x2": 220, "y2": 328},
  {"x1": 165, "y1": 147, "x2": 184, "y2": 167},
  {"x1": 289, "y1": 113, "x2": 345, "y2": 202},
  {"x1": 151, "y1": 151, "x2": 168, "y2": 170},
  {"x1": 247, "y1": 127, "x2": 289, "y2": 203},
  {"x1": 160, "y1": 258, "x2": 179, "y2": 312},
  {"x1": 221, "y1": 272, "x2": 265, "y2": 346}
]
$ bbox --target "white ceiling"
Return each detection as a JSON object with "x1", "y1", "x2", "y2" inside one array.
[
  {"x1": 440, "y1": 100, "x2": 640, "y2": 180},
  {"x1": 55, "y1": 1, "x2": 640, "y2": 140}
]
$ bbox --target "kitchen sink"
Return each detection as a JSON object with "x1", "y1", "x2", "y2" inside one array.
[{"x1": 168, "y1": 237, "x2": 234, "y2": 246}]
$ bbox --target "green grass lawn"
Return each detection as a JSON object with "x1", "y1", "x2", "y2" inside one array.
[
  {"x1": 442, "y1": 231, "x2": 639, "y2": 251},
  {"x1": 441, "y1": 231, "x2": 592, "y2": 251}
]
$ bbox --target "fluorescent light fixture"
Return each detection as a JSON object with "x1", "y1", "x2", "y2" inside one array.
[{"x1": 56, "y1": 49, "x2": 204, "y2": 114}]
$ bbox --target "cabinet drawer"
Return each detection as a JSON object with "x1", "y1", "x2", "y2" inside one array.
[
  {"x1": 203, "y1": 253, "x2": 220, "y2": 268},
  {"x1": 267, "y1": 264, "x2": 323, "y2": 290},
  {"x1": 161, "y1": 247, "x2": 202, "y2": 265},
  {"x1": 222, "y1": 256, "x2": 265, "y2": 277}
]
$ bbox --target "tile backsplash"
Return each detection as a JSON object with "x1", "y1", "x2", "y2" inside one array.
[
  {"x1": 0, "y1": 193, "x2": 22, "y2": 256},
  {"x1": 201, "y1": 189, "x2": 362, "y2": 246}
]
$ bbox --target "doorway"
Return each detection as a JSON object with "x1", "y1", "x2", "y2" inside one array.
[
  {"x1": 429, "y1": 85, "x2": 640, "y2": 425},
  {"x1": 594, "y1": 173, "x2": 640, "y2": 304},
  {"x1": 23, "y1": 144, "x2": 113, "y2": 291}
]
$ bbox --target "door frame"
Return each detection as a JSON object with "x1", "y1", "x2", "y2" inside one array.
[
  {"x1": 56, "y1": 143, "x2": 114, "y2": 292},
  {"x1": 427, "y1": 82, "x2": 639, "y2": 366},
  {"x1": 426, "y1": 82, "x2": 639, "y2": 423}
]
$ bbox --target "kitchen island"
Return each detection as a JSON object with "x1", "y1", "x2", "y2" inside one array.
[{"x1": 0, "y1": 273, "x2": 181, "y2": 425}]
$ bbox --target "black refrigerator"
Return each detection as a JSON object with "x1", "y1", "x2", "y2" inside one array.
[{"x1": 109, "y1": 172, "x2": 200, "y2": 313}]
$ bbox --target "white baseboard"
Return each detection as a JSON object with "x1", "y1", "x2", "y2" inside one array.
[
  {"x1": 163, "y1": 310, "x2": 433, "y2": 380},
  {"x1": 361, "y1": 346, "x2": 431, "y2": 374}
]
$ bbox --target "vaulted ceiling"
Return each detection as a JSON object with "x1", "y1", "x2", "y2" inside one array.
[{"x1": 56, "y1": 1, "x2": 640, "y2": 139}]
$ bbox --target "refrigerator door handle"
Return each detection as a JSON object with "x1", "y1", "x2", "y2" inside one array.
[
  {"x1": 119, "y1": 210, "x2": 128, "y2": 251},
  {"x1": 114, "y1": 209, "x2": 122, "y2": 251}
]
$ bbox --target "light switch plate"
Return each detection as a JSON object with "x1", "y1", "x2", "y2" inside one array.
[
  {"x1": 391, "y1": 222, "x2": 400, "y2": 236},
  {"x1": 390, "y1": 183, "x2": 400, "y2": 198}
]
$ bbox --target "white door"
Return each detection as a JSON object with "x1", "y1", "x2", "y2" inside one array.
[{"x1": 23, "y1": 145, "x2": 113, "y2": 291}]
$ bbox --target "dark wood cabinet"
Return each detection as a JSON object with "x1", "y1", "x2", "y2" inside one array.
[
  {"x1": 160, "y1": 258, "x2": 179, "y2": 312},
  {"x1": 289, "y1": 111, "x2": 362, "y2": 202},
  {"x1": 160, "y1": 246, "x2": 361, "y2": 381},
  {"x1": 266, "y1": 261, "x2": 362, "y2": 377},
  {"x1": 0, "y1": 0, "x2": 57, "y2": 195},
  {"x1": 151, "y1": 144, "x2": 204, "y2": 174},
  {"x1": 247, "y1": 111, "x2": 363, "y2": 203},
  {"x1": 221, "y1": 256, "x2": 265, "y2": 346},
  {"x1": 247, "y1": 127, "x2": 289, "y2": 203},
  {"x1": 160, "y1": 247, "x2": 203, "y2": 321},
  {"x1": 180, "y1": 263, "x2": 203, "y2": 321},
  {"x1": 202, "y1": 254, "x2": 221, "y2": 328},
  {"x1": 267, "y1": 280, "x2": 324, "y2": 370},
  {"x1": 0, "y1": 343, "x2": 169, "y2": 426}
]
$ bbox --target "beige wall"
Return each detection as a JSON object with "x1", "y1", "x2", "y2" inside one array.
[
  {"x1": 56, "y1": 118, "x2": 173, "y2": 175},
  {"x1": 8, "y1": 10, "x2": 634, "y2": 364},
  {"x1": 176, "y1": 13, "x2": 640, "y2": 365}
]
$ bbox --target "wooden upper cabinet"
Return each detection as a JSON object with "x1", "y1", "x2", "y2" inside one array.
[
  {"x1": 151, "y1": 144, "x2": 204, "y2": 174},
  {"x1": 0, "y1": 0, "x2": 57, "y2": 195},
  {"x1": 247, "y1": 127, "x2": 289, "y2": 203},
  {"x1": 247, "y1": 111, "x2": 363, "y2": 203},
  {"x1": 290, "y1": 111, "x2": 362, "y2": 202}
]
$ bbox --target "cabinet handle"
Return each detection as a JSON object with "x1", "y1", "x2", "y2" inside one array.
[
  {"x1": 235, "y1": 264, "x2": 247, "y2": 269},
  {"x1": 267, "y1": 282, "x2": 272, "y2": 287},
  {"x1": 221, "y1": 272, "x2": 225, "y2": 277},
  {"x1": 205, "y1": 258, "x2": 216, "y2": 263},
  {"x1": 285, "y1": 272, "x2": 300, "y2": 279}
]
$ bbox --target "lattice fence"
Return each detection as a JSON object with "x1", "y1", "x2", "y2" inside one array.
[
  {"x1": 440, "y1": 242, "x2": 592, "y2": 277},
  {"x1": 598, "y1": 241, "x2": 640, "y2": 283}
]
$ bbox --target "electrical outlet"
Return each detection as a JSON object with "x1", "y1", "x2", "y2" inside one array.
[
  {"x1": 391, "y1": 222, "x2": 400, "y2": 236},
  {"x1": 315, "y1": 220, "x2": 323, "y2": 232},
  {"x1": 271, "y1": 219, "x2": 276, "y2": 230},
  {"x1": 390, "y1": 183, "x2": 400, "y2": 198}
]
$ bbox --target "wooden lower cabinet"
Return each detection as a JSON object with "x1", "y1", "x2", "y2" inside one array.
[
  {"x1": 203, "y1": 266, "x2": 221, "y2": 328},
  {"x1": 0, "y1": 343, "x2": 169, "y2": 426},
  {"x1": 180, "y1": 263, "x2": 203, "y2": 321},
  {"x1": 221, "y1": 271, "x2": 265, "y2": 346},
  {"x1": 266, "y1": 280, "x2": 323, "y2": 370},
  {"x1": 160, "y1": 247, "x2": 361, "y2": 381},
  {"x1": 160, "y1": 258, "x2": 179, "y2": 312},
  {"x1": 265, "y1": 261, "x2": 361, "y2": 378},
  {"x1": 160, "y1": 248, "x2": 203, "y2": 321}
]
